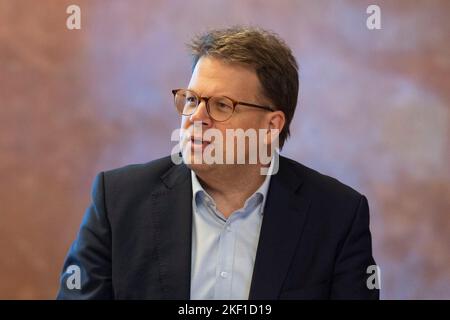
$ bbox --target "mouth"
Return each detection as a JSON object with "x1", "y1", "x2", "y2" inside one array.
[
  {"x1": 190, "y1": 136, "x2": 211, "y2": 145},
  {"x1": 189, "y1": 136, "x2": 211, "y2": 151}
]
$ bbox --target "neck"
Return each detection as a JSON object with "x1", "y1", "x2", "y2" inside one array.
[{"x1": 194, "y1": 164, "x2": 267, "y2": 218}]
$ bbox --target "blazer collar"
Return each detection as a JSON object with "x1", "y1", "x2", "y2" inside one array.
[
  {"x1": 151, "y1": 162, "x2": 192, "y2": 299},
  {"x1": 249, "y1": 156, "x2": 311, "y2": 299}
]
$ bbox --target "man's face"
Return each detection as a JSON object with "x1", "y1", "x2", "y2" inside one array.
[{"x1": 179, "y1": 56, "x2": 272, "y2": 174}]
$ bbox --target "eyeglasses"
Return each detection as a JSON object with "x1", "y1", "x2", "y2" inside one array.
[{"x1": 172, "y1": 88, "x2": 274, "y2": 122}]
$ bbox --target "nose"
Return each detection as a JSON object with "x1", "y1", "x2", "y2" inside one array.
[{"x1": 189, "y1": 99, "x2": 212, "y2": 126}]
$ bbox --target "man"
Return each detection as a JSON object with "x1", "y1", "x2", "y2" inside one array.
[{"x1": 57, "y1": 26, "x2": 379, "y2": 299}]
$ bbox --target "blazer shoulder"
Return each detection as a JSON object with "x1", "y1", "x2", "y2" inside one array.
[
  {"x1": 99, "y1": 155, "x2": 178, "y2": 198},
  {"x1": 103, "y1": 155, "x2": 174, "y2": 182},
  {"x1": 281, "y1": 156, "x2": 364, "y2": 203}
]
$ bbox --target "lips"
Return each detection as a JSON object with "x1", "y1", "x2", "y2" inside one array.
[{"x1": 190, "y1": 136, "x2": 211, "y2": 144}]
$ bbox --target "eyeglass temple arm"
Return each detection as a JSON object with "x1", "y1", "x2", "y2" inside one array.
[{"x1": 237, "y1": 101, "x2": 274, "y2": 112}]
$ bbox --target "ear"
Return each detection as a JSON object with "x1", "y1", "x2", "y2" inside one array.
[{"x1": 263, "y1": 110, "x2": 285, "y2": 146}]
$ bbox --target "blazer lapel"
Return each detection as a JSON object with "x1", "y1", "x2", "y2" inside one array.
[
  {"x1": 151, "y1": 162, "x2": 193, "y2": 299},
  {"x1": 249, "y1": 157, "x2": 311, "y2": 299}
]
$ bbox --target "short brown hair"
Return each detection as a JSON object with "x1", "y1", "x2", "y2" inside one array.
[{"x1": 188, "y1": 26, "x2": 299, "y2": 149}]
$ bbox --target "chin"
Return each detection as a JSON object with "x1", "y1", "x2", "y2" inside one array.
[{"x1": 185, "y1": 162, "x2": 218, "y2": 175}]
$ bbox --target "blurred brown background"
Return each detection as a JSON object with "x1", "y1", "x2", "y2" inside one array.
[{"x1": 0, "y1": 0, "x2": 449, "y2": 299}]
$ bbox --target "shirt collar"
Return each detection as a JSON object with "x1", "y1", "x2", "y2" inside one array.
[{"x1": 191, "y1": 158, "x2": 275, "y2": 216}]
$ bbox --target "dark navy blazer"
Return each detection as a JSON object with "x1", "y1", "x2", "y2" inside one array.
[{"x1": 57, "y1": 155, "x2": 379, "y2": 300}]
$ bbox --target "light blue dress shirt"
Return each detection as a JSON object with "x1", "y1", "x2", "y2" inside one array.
[{"x1": 190, "y1": 163, "x2": 273, "y2": 300}]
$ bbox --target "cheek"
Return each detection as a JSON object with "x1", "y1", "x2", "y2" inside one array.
[
  {"x1": 234, "y1": 115, "x2": 266, "y2": 131},
  {"x1": 217, "y1": 116, "x2": 264, "y2": 138},
  {"x1": 181, "y1": 117, "x2": 190, "y2": 129}
]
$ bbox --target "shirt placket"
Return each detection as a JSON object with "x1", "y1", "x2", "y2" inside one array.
[{"x1": 214, "y1": 215, "x2": 237, "y2": 299}]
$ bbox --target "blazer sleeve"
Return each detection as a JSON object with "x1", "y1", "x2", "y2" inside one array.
[
  {"x1": 330, "y1": 195, "x2": 380, "y2": 299},
  {"x1": 56, "y1": 172, "x2": 114, "y2": 299}
]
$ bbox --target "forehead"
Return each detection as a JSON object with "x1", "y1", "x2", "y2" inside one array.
[{"x1": 188, "y1": 56, "x2": 261, "y2": 99}]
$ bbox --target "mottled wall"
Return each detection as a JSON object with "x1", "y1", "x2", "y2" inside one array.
[{"x1": 0, "y1": 0, "x2": 449, "y2": 299}]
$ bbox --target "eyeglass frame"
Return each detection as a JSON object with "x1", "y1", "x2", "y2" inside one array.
[{"x1": 172, "y1": 88, "x2": 275, "y2": 122}]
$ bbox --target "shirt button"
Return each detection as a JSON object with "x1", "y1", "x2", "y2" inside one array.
[
  {"x1": 220, "y1": 271, "x2": 228, "y2": 278},
  {"x1": 226, "y1": 226, "x2": 232, "y2": 232}
]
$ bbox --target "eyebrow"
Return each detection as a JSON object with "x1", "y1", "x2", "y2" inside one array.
[{"x1": 187, "y1": 87, "x2": 256, "y2": 102}]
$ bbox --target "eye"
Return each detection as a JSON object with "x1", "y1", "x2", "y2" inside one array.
[
  {"x1": 214, "y1": 98, "x2": 233, "y2": 109},
  {"x1": 186, "y1": 96, "x2": 196, "y2": 103},
  {"x1": 218, "y1": 102, "x2": 230, "y2": 108}
]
